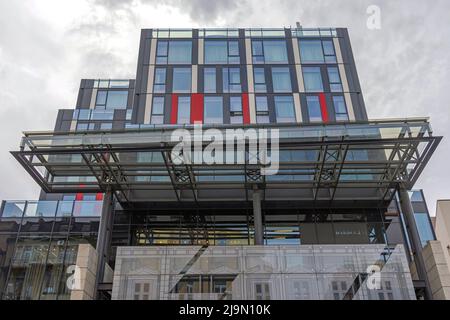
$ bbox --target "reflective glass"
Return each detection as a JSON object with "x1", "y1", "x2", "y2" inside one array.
[
  {"x1": 204, "y1": 68, "x2": 216, "y2": 93},
  {"x1": 177, "y1": 97, "x2": 191, "y2": 124},
  {"x1": 306, "y1": 96, "x2": 322, "y2": 122},
  {"x1": 204, "y1": 41, "x2": 227, "y2": 64},
  {"x1": 168, "y1": 41, "x2": 192, "y2": 64},
  {"x1": 333, "y1": 96, "x2": 348, "y2": 121},
  {"x1": 105, "y1": 91, "x2": 128, "y2": 109},
  {"x1": 274, "y1": 96, "x2": 295, "y2": 123},
  {"x1": 299, "y1": 40, "x2": 324, "y2": 63},
  {"x1": 172, "y1": 68, "x2": 191, "y2": 93},
  {"x1": 204, "y1": 96, "x2": 223, "y2": 124},
  {"x1": 263, "y1": 40, "x2": 288, "y2": 63},
  {"x1": 303, "y1": 67, "x2": 324, "y2": 92},
  {"x1": 271, "y1": 67, "x2": 292, "y2": 92}
]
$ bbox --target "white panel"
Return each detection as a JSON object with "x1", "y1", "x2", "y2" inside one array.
[
  {"x1": 247, "y1": 65, "x2": 254, "y2": 94},
  {"x1": 248, "y1": 93, "x2": 256, "y2": 123},
  {"x1": 149, "y1": 38, "x2": 157, "y2": 65},
  {"x1": 245, "y1": 38, "x2": 252, "y2": 65},
  {"x1": 198, "y1": 39, "x2": 204, "y2": 64},
  {"x1": 295, "y1": 65, "x2": 305, "y2": 92},
  {"x1": 144, "y1": 93, "x2": 153, "y2": 124},
  {"x1": 292, "y1": 38, "x2": 301, "y2": 64},
  {"x1": 293, "y1": 93, "x2": 302, "y2": 123},
  {"x1": 192, "y1": 65, "x2": 198, "y2": 93},
  {"x1": 338, "y1": 64, "x2": 350, "y2": 93},
  {"x1": 70, "y1": 120, "x2": 77, "y2": 131},
  {"x1": 344, "y1": 92, "x2": 355, "y2": 121},
  {"x1": 333, "y1": 37, "x2": 343, "y2": 64},
  {"x1": 146, "y1": 65, "x2": 155, "y2": 94},
  {"x1": 89, "y1": 88, "x2": 97, "y2": 110}
]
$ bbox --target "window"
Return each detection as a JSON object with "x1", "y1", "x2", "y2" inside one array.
[
  {"x1": 100, "y1": 123, "x2": 113, "y2": 130},
  {"x1": 204, "y1": 68, "x2": 216, "y2": 93},
  {"x1": 271, "y1": 67, "x2": 292, "y2": 92},
  {"x1": 252, "y1": 40, "x2": 288, "y2": 64},
  {"x1": 274, "y1": 96, "x2": 295, "y2": 123},
  {"x1": 151, "y1": 96, "x2": 165, "y2": 124},
  {"x1": 255, "y1": 283, "x2": 271, "y2": 300},
  {"x1": 255, "y1": 96, "x2": 270, "y2": 123},
  {"x1": 133, "y1": 282, "x2": 151, "y2": 300},
  {"x1": 223, "y1": 68, "x2": 241, "y2": 93},
  {"x1": 328, "y1": 67, "x2": 343, "y2": 92},
  {"x1": 333, "y1": 96, "x2": 348, "y2": 121},
  {"x1": 153, "y1": 68, "x2": 166, "y2": 93},
  {"x1": 177, "y1": 96, "x2": 191, "y2": 124},
  {"x1": 95, "y1": 90, "x2": 128, "y2": 109},
  {"x1": 306, "y1": 96, "x2": 322, "y2": 122},
  {"x1": 172, "y1": 68, "x2": 191, "y2": 93},
  {"x1": 253, "y1": 67, "x2": 266, "y2": 92},
  {"x1": 204, "y1": 96, "x2": 223, "y2": 124},
  {"x1": 229, "y1": 96, "x2": 243, "y2": 124},
  {"x1": 303, "y1": 67, "x2": 324, "y2": 92},
  {"x1": 204, "y1": 40, "x2": 239, "y2": 64},
  {"x1": 414, "y1": 212, "x2": 435, "y2": 247},
  {"x1": 156, "y1": 40, "x2": 192, "y2": 64},
  {"x1": 299, "y1": 39, "x2": 336, "y2": 63}
]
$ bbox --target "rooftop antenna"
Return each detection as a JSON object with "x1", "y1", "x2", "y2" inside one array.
[{"x1": 296, "y1": 21, "x2": 302, "y2": 29}]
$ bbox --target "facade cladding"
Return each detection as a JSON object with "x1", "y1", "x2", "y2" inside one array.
[{"x1": 0, "y1": 27, "x2": 443, "y2": 300}]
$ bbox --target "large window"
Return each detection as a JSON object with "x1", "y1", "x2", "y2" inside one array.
[
  {"x1": 274, "y1": 96, "x2": 295, "y2": 123},
  {"x1": 306, "y1": 96, "x2": 322, "y2": 122},
  {"x1": 332, "y1": 96, "x2": 348, "y2": 121},
  {"x1": 204, "y1": 40, "x2": 239, "y2": 64},
  {"x1": 299, "y1": 39, "x2": 336, "y2": 63},
  {"x1": 414, "y1": 213, "x2": 435, "y2": 247},
  {"x1": 177, "y1": 96, "x2": 191, "y2": 124},
  {"x1": 204, "y1": 68, "x2": 216, "y2": 93},
  {"x1": 204, "y1": 96, "x2": 223, "y2": 124},
  {"x1": 95, "y1": 90, "x2": 128, "y2": 109},
  {"x1": 327, "y1": 67, "x2": 343, "y2": 92},
  {"x1": 156, "y1": 40, "x2": 192, "y2": 64},
  {"x1": 172, "y1": 68, "x2": 191, "y2": 93},
  {"x1": 223, "y1": 67, "x2": 241, "y2": 93},
  {"x1": 229, "y1": 96, "x2": 243, "y2": 124},
  {"x1": 303, "y1": 67, "x2": 324, "y2": 92},
  {"x1": 151, "y1": 96, "x2": 165, "y2": 124},
  {"x1": 253, "y1": 67, "x2": 267, "y2": 92},
  {"x1": 271, "y1": 67, "x2": 292, "y2": 92},
  {"x1": 255, "y1": 96, "x2": 270, "y2": 123},
  {"x1": 252, "y1": 40, "x2": 288, "y2": 64},
  {"x1": 153, "y1": 68, "x2": 166, "y2": 93}
]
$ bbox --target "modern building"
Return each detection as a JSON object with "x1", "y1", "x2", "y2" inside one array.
[
  {"x1": 0, "y1": 26, "x2": 444, "y2": 300},
  {"x1": 434, "y1": 200, "x2": 450, "y2": 271}
]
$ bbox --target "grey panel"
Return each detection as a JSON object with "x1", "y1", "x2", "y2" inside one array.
[{"x1": 164, "y1": 94, "x2": 172, "y2": 124}]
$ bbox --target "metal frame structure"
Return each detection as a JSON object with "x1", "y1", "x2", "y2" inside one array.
[{"x1": 11, "y1": 118, "x2": 441, "y2": 205}]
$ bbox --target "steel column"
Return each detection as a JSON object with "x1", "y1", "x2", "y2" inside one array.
[
  {"x1": 95, "y1": 189, "x2": 114, "y2": 296},
  {"x1": 398, "y1": 187, "x2": 432, "y2": 299},
  {"x1": 252, "y1": 188, "x2": 264, "y2": 245}
]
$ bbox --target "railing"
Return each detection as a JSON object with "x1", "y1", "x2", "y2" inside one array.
[
  {"x1": 19, "y1": 118, "x2": 434, "y2": 150},
  {"x1": 0, "y1": 200, "x2": 102, "y2": 218}
]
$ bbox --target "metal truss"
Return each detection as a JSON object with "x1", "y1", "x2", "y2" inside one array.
[{"x1": 11, "y1": 119, "x2": 441, "y2": 204}]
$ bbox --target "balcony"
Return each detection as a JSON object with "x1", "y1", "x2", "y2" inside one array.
[{"x1": 0, "y1": 200, "x2": 102, "y2": 218}]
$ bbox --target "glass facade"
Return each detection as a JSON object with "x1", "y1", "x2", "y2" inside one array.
[
  {"x1": 0, "y1": 200, "x2": 100, "y2": 300},
  {"x1": 112, "y1": 245, "x2": 416, "y2": 300}
]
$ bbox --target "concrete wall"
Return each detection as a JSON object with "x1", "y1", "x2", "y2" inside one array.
[
  {"x1": 70, "y1": 244, "x2": 98, "y2": 300},
  {"x1": 435, "y1": 200, "x2": 450, "y2": 272},
  {"x1": 422, "y1": 240, "x2": 450, "y2": 299}
]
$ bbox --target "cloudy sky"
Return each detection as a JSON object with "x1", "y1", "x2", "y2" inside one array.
[{"x1": 0, "y1": 0, "x2": 449, "y2": 214}]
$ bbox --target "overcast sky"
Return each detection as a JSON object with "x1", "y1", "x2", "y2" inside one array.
[{"x1": 0, "y1": 0, "x2": 449, "y2": 215}]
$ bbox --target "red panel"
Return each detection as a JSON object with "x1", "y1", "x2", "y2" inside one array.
[
  {"x1": 191, "y1": 93, "x2": 204, "y2": 124},
  {"x1": 96, "y1": 193, "x2": 103, "y2": 201},
  {"x1": 75, "y1": 193, "x2": 83, "y2": 201},
  {"x1": 242, "y1": 93, "x2": 250, "y2": 124},
  {"x1": 319, "y1": 93, "x2": 329, "y2": 123},
  {"x1": 170, "y1": 94, "x2": 178, "y2": 124}
]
